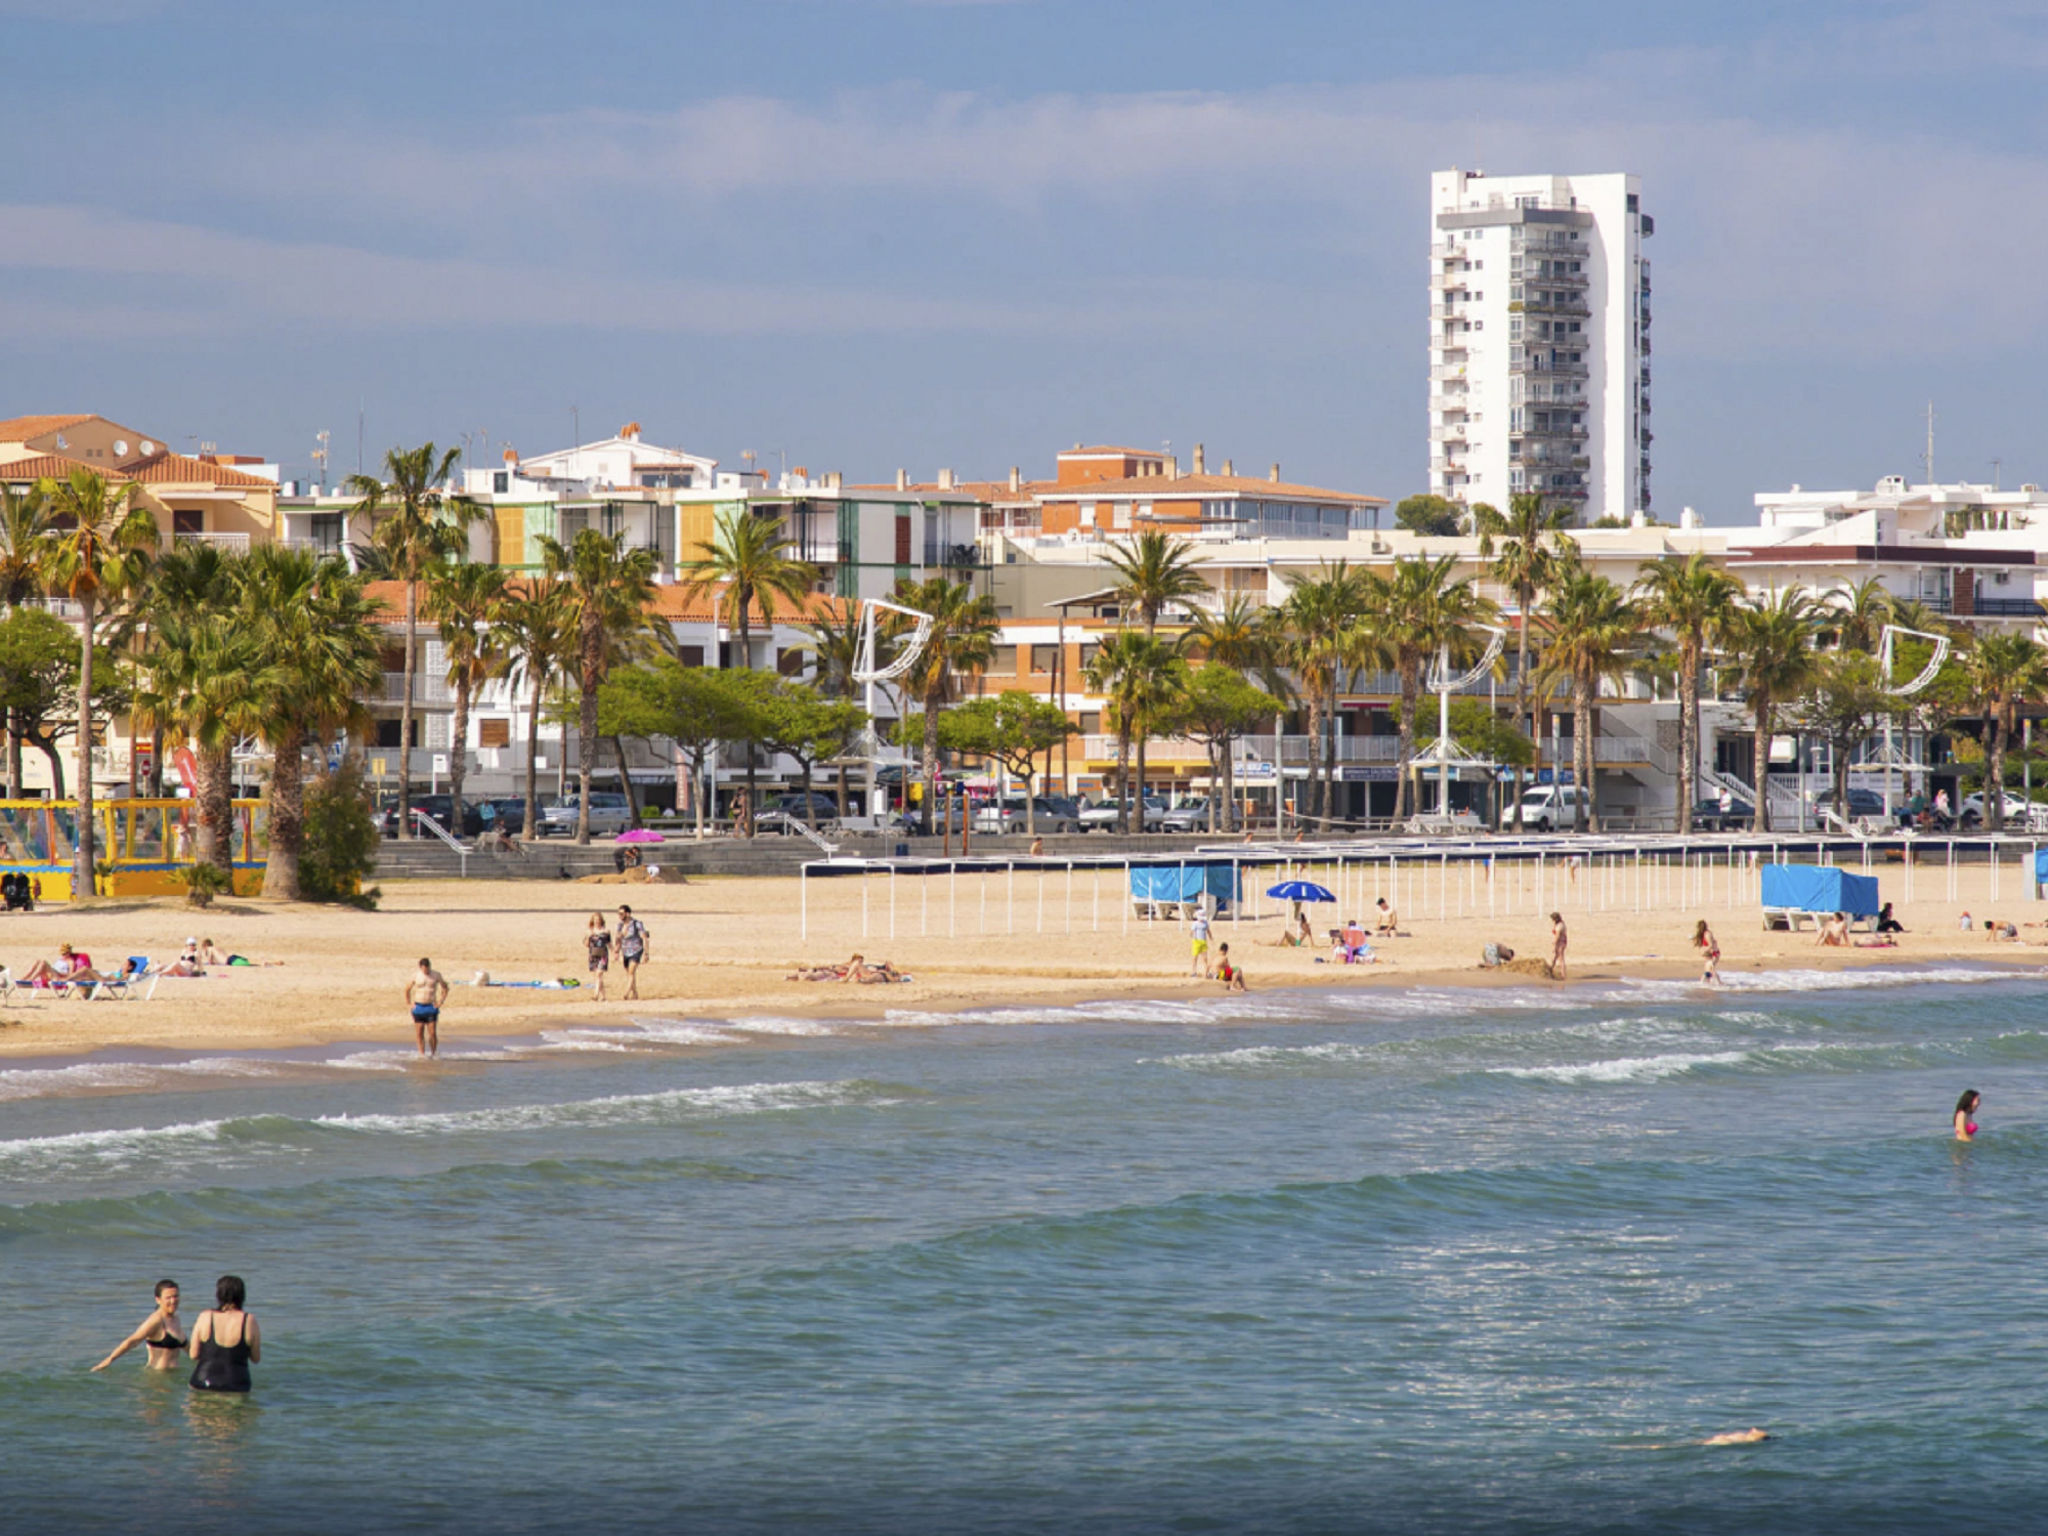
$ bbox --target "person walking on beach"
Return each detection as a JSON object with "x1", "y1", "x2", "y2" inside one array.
[
  {"x1": 1189, "y1": 909, "x2": 1213, "y2": 978},
  {"x1": 90, "y1": 1279, "x2": 185, "y2": 1373},
  {"x1": 1955, "y1": 1088, "x2": 1982, "y2": 1142},
  {"x1": 1693, "y1": 919, "x2": 1721, "y2": 986},
  {"x1": 188, "y1": 1275, "x2": 259, "y2": 1394},
  {"x1": 585, "y1": 912, "x2": 612, "y2": 1001},
  {"x1": 615, "y1": 906, "x2": 649, "y2": 1001},
  {"x1": 1549, "y1": 912, "x2": 1568, "y2": 980},
  {"x1": 406, "y1": 957, "x2": 449, "y2": 1057}
]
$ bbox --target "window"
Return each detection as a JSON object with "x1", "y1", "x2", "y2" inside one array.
[
  {"x1": 478, "y1": 718, "x2": 511, "y2": 749},
  {"x1": 675, "y1": 645, "x2": 705, "y2": 668},
  {"x1": 777, "y1": 647, "x2": 805, "y2": 677},
  {"x1": 493, "y1": 471, "x2": 509, "y2": 493},
  {"x1": 1078, "y1": 712, "x2": 1101, "y2": 734},
  {"x1": 990, "y1": 645, "x2": 1018, "y2": 675},
  {"x1": 894, "y1": 514, "x2": 912, "y2": 564},
  {"x1": 1029, "y1": 644, "x2": 1057, "y2": 674},
  {"x1": 172, "y1": 509, "x2": 203, "y2": 536}
]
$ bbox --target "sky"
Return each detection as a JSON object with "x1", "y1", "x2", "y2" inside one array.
[{"x1": 5, "y1": 0, "x2": 2048, "y2": 517}]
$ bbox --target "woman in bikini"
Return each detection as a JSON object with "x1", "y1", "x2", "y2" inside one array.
[
  {"x1": 90, "y1": 1279, "x2": 186, "y2": 1373},
  {"x1": 1693, "y1": 919, "x2": 1721, "y2": 985},
  {"x1": 1549, "y1": 912, "x2": 1569, "y2": 980},
  {"x1": 1954, "y1": 1088, "x2": 1982, "y2": 1142}
]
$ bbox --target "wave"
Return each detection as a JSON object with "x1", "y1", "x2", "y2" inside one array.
[{"x1": 0, "y1": 1078, "x2": 906, "y2": 1175}]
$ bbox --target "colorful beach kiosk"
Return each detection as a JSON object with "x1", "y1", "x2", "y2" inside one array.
[{"x1": 0, "y1": 798, "x2": 267, "y2": 901}]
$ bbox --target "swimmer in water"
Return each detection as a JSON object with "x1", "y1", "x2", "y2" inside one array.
[
  {"x1": 90, "y1": 1279, "x2": 186, "y2": 1372},
  {"x1": 1955, "y1": 1088, "x2": 1981, "y2": 1141},
  {"x1": 1631, "y1": 1427, "x2": 1772, "y2": 1449}
]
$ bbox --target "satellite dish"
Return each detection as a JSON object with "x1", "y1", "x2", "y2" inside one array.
[
  {"x1": 113, "y1": 439, "x2": 129, "y2": 457},
  {"x1": 141, "y1": 440, "x2": 156, "y2": 455}
]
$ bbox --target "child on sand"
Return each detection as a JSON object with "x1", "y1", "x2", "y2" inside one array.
[
  {"x1": 1693, "y1": 919, "x2": 1721, "y2": 985},
  {"x1": 1214, "y1": 943, "x2": 1246, "y2": 992},
  {"x1": 1549, "y1": 912, "x2": 1568, "y2": 979}
]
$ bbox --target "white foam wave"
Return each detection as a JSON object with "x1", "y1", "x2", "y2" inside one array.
[
  {"x1": 311, "y1": 1078, "x2": 888, "y2": 1138},
  {"x1": 0, "y1": 1057, "x2": 283, "y2": 1101},
  {"x1": 0, "y1": 1116, "x2": 229, "y2": 1163},
  {"x1": 1493, "y1": 1050, "x2": 1755, "y2": 1084}
]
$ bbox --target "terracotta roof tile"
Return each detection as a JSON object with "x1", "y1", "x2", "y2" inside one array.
[
  {"x1": 0, "y1": 414, "x2": 96, "y2": 442},
  {"x1": 0, "y1": 453, "x2": 126, "y2": 484},
  {"x1": 362, "y1": 579, "x2": 850, "y2": 629},
  {"x1": 119, "y1": 450, "x2": 277, "y2": 489}
]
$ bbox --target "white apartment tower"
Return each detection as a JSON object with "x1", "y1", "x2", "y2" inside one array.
[{"x1": 1428, "y1": 169, "x2": 1652, "y2": 522}]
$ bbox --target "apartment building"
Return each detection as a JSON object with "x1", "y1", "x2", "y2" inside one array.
[{"x1": 1428, "y1": 169, "x2": 1652, "y2": 521}]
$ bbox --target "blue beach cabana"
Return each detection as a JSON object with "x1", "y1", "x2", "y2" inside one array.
[
  {"x1": 1129, "y1": 862, "x2": 1241, "y2": 919},
  {"x1": 1760, "y1": 864, "x2": 1880, "y2": 932}
]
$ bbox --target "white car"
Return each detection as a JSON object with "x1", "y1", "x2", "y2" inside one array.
[
  {"x1": 1499, "y1": 785, "x2": 1585, "y2": 832},
  {"x1": 1080, "y1": 796, "x2": 1167, "y2": 832},
  {"x1": 539, "y1": 792, "x2": 634, "y2": 838},
  {"x1": 1959, "y1": 791, "x2": 2046, "y2": 829}
]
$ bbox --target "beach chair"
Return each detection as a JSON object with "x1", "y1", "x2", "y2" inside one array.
[{"x1": 91, "y1": 957, "x2": 162, "y2": 1002}]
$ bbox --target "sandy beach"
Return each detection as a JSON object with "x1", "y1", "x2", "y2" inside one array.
[{"x1": 1, "y1": 853, "x2": 2042, "y2": 1058}]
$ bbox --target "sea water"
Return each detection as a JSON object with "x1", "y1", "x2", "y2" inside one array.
[{"x1": 4, "y1": 968, "x2": 2046, "y2": 1534}]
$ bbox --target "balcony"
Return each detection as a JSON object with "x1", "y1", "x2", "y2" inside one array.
[
  {"x1": 378, "y1": 671, "x2": 453, "y2": 706},
  {"x1": 171, "y1": 531, "x2": 251, "y2": 552},
  {"x1": 1971, "y1": 597, "x2": 2046, "y2": 618},
  {"x1": 1429, "y1": 364, "x2": 1468, "y2": 381},
  {"x1": 1517, "y1": 293, "x2": 1592, "y2": 317},
  {"x1": 1429, "y1": 303, "x2": 1468, "y2": 320}
]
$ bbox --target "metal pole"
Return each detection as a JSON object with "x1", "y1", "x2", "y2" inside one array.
[{"x1": 801, "y1": 863, "x2": 808, "y2": 941}]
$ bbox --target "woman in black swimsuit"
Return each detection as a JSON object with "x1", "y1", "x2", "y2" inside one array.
[
  {"x1": 90, "y1": 1278, "x2": 186, "y2": 1373},
  {"x1": 585, "y1": 912, "x2": 611, "y2": 1002},
  {"x1": 188, "y1": 1274, "x2": 260, "y2": 1393}
]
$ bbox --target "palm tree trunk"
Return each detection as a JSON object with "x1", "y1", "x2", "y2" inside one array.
[
  {"x1": 737, "y1": 596, "x2": 758, "y2": 835},
  {"x1": 1134, "y1": 733, "x2": 1148, "y2": 833},
  {"x1": 264, "y1": 725, "x2": 306, "y2": 900},
  {"x1": 1512, "y1": 593, "x2": 1531, "y2": 831},
  {"x1": 1303, "y1": 696, "x2": 1324, "y2": 829},
  {"x1": 1325, "y1": 679, "x2": 1341, "y2": 827},
  {"x1": 73, "y1": 594, "x2": 97, "y2": 899},
  {"x1": 5, "y1": 709, "x2": 19, "y2": 798},
  {"x1": 207, "y1": 746, "x2": 235, "y2": 884},
  {"x1": 1677, "y1": 637, "x2": 1699, "y2": 834},
  {"x1": 613, "y1": 734, "x2": 641, "y2": 829},
  {"x1": 923, "y1": 696, "x2": 942, "y2": 838},
  {"x1": 1395, "y1": 659, "x2": 1420, "y2": 821},
  {"x1": 523, "y1": 673, "x2": 544, "y2": 841},
  {"x1": 38, "y1": 736, "x2": 65, "y2": 798},
  {"x1": 1578, "y1": 681, "x2": 1598, "y2": 833},
  {"x1": 449, "y1": 676, "x2": 471, "y2": 837},
  {"x1": 1754, "y1": 702, "x2": 1774, "y2": 834},
  {"x1": 1988, "y1": 706, "x2": 2009, "y2": 832},
  {"x1": 399, "y1": 580, "x2": 417, "y2": 838},
  {"x1": 575, "y1": 619, "x2": 600, "y2": 845},
  {"x1": 1115, "y1": 730, "x2": 1131, "y2": 832}
]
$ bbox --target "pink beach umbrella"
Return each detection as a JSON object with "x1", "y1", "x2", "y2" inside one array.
[{"x1": 616, "y1": 828, "x2": 666, "y2": 844}]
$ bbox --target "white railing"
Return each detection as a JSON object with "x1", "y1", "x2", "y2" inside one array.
[
  {"x1": 379, "y1": 672, "x2": 453, "y2": 705},
  {"x1": 171, "y1": 532, "x2": 251, "y2": 552}
]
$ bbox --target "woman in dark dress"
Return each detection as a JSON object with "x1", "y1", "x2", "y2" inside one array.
[{"x1": 188, "y1": 1274, "x2": 261, "y2": 1393}]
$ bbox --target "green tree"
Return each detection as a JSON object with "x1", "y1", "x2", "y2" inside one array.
[
  {"x1": 492, "y1": 583, "x2": 575, "y2": 842},
  {"x1": 1636, "y1": 552, "x2": 1743, "y2": 831},
  {"x1": 1482, "y1": 491, "x2": 1578, "y2": 830},
  {"x1": 539, "y1": 530, "x2": 659, "y2": 843},
  {"x1": 752, "y1": 682, "x2": 868, "y2": 814},
  {"x1": 1393, "y1": 494, "x2": 1463, "y2": 537},
  {"x1": 1792, "y1": 651, "x2": 1889, "y2": 815},
  {"x1": 1084, "y1": 630, "x2": 1183, "y2": 830},
  {"x1": 797, "y1": 605, "x2": 868, "y2": 817},
  {"x1": 1954, "y1": 632, "x2": 2048, "y2": 831},
  {"x1": 36, "y1": 468, "x2": 158, "y2": 895},
  {"x1": 893, "y1": 576, "x2": 999, "y2": 835},
  {"x1": 1538, "y1": 571, "x2": 1640, "y2": 832},
  {"x1": 1173, "y1": 663, "x2": 1282, "y2": 831},
  {"x1": 1821, "y1": 577, "x2": 1896, "y2": 654},
  {"x1": 1722, "y1": 589, "x2": 1823, "y2": 833},
  {"x1": 599, "y1": 659, "x2": 775, "y2": 837},
  {"x1": 424, "y1": 560, "x2": 512, "y2": 836},
  {"x1": 239, "y1": 548, "x2": 382, "y2": 900},
  {"x1": 298, "y1": 753, "x2": 382, "y2": 907},
  {"x1": 1403, "y1": 695, "x2": 1536, "y2": 767},
  {"x1": 1104, "y1": 531, "x2": 1208, "y2": 830},
  {"x1": 134, "y1": 612, "x2": 260, "y2": 879},
  {"x1": 345, "y1": 443, "x2": 483, "y2": 837},
  {"x1": 1277, "y1": 562, "x2": 1370, "y2": 825},
  {"x1": 1363, "y1": 555, "x2": 1498, "y2": 820},
  {"x1": 679, "y1": 506, "x2": 819, "y2": 825},
  {"x1": 0, "y1": 607, "x2": 126, "y2": 799},
  {"x1": 935, "y1": 691, "x2": 1077, "y2": 834}
]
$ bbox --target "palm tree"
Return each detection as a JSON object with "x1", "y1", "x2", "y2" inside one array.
[
  {"x1": 1956, "y1": 632, "x2": 2048, "y2": 832},
  {"x1": 679, "y1": 506, "x2": 819, "y2": 821},
  {"x1": 798, "y1": 606, "x2": 867, "y2": 818},
  {"x1": 1483, "y1": 493, "x2": 1577, "y2": 830},
  {"x1": 1362, "y1": 555, "x2": 1498, "y2": 821},
  {"x1": 1823, "y1": 577, "x2": 1896, "y2": 653},
  {"x1": 237, "y1": 547, "x2": 382, "y2": 898},
  {"x1": 1636, "y1": 553, "x2": 1743, "y2": 832},
  {"x1": 36, "y1": 468, "x2": 158, "y2": 897},
  {"x1": 1276, "y1": 564, "x2": 1368, "y2": 826},
  {"x1": 1085, "y1": 630, "x2": 1182, "y2": 829},
  {"x1": 1104, "y1": 531, "x2": 1208, "y2": 825},
  {"x1": 893, "y1": 576, "x2": 999, "y2": 835},
  {"x1": 345, "y1": 444, "x2": 482, "y2": 837},
  {"x1": 134, "y1": 612, "x2": 261, "y2": 880},
  {"x1": 1189, "y1": 594, "x2": 1292, "y2": 827},
  {"x1": 492, "y1": 583, "x2": 575, "y2": 843},
  {"x1": 0, "y1": 482, "x2": 55, "y2": 795},
  {"x1": 1539, "y1": 572, "x2": 1640, "y2": 832},
  {"x1": 1722, "y1": 589, "x2": 1823, "y2": 833},
  {"x1": 539, "y1": 530, "x2": 659, "y2": 843},
  {"x1": 424, "y1": 561, "x2": 512, "y2": 836}
]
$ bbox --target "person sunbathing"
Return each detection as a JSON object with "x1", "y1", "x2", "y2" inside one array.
[
  {"x1": 19, "y1": 944, "x2": 107, "y2": 988},
  {"x1": 1815, "y1": 912, "x2": 1849, "y2": 947},
  {"x1": 1373, "y1": 898, "x2": 1398, "y2": 935},
  {"x1": 850, "y1": 956, "x2": 910, "y2": 984}
]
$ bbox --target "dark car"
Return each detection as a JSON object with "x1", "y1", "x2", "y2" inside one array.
[
  {"x1": 1814, "y1": 787, "x2": 1887, "y2": 822},
  {"x1": 410, "y1": 795, "x2": 486, "y2": 838},
  {"x1": 1691, "y1": 795, "x2": 1754, "y2": 831},
  {"x1": 483, "y1": 798, "x2": 529, "y2": 835},
  {"x1": 755, "y1": 791, "x2": 844, "y2": 833}
]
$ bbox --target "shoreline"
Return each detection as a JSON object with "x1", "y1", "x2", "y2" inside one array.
[{"x1": 0, "y1": 873, "x2": 2041, "y2": 1064}]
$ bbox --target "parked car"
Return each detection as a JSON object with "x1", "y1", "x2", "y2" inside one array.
[
  {"x1": 1691, "y1": 795, "x2": 1755, "y2": 832},
  {"x1": 483, "y1": 798, "x2": 531, "y2": 836},
  {"x1": 1813, "y1": 787, "x2": 1888, "y2": 822},
  {"x1": 755, "y1": 791, "x2": 845, "y2": 834},
  {"x1": 1401, "y1": 806, "x2": 1485, "y2": 834},
  {"x1": 1080, "y1": 796, "x2": 1168, "y2": 832},
  {"x1": 974, "y1": 796, "x2": 1084, "y2": 834},
  {"x1": 1498, "y1": 785, "x2": 1585, "y2": 832},
  {"x1": 1159, "y1": 798, "x2": 1233, "y2": 833},
  {"x1": 408, "y1": 795, "x2": 485, "y2": 838},
  {"x1": 539, "y1": 792, "x2": 634, "y2": 838},
  {"x1": 1959, "y1": 790, "x2": 2047, "y2": 830}
]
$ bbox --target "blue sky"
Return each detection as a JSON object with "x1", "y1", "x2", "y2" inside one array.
[{"x1": 5, "y1": 0, "x2": 2047, "y2": 516}]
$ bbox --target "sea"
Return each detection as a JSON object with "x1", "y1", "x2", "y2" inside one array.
[{"x1": 3, "y1": 966, "x2": 2046, "y2": 1535}]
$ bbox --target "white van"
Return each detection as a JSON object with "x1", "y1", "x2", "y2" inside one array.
[{"x1": 1499, "y1": 785, "x2": 1584, "y2": 832}]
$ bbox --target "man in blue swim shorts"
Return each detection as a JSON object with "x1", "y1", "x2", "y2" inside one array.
[{"x1": 405, "y1": 956, "x2": 450, "y2": 1058}]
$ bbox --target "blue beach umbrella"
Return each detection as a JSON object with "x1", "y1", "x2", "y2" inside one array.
[{"x1": 1266, "y1": 880, "x2": 1336, "y2": 903}]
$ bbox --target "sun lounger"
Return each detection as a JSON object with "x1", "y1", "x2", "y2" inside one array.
[{"x1": 90, "y1": 957, "x2": 163, "y2": 1002}]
